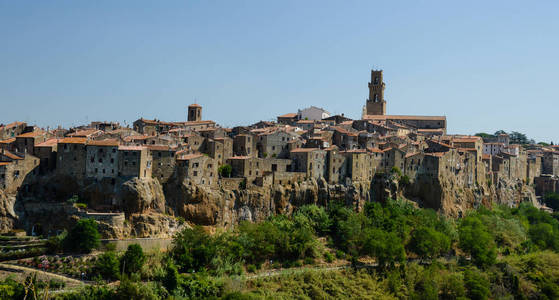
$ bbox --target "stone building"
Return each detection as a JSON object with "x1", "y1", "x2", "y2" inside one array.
[
  {"x1": 361, "y1": 70, "x2": 447, "y2": 133},
  {"x1": 57, "y1": 138, "x2": 87, "y2": 181},
  {"x1": 277, "y1": 113, "x2": 298, "y2": 125},
  {"x1": 233, "y1": 134, "x2": 255, "y2": 157},
  {"x1": 0, "y1": 152, "x2": 39, "y2": 192},
  {"x1": 118, "y1": 146, "x2": 152, "y2": 179},
  {"x1": 15, "y1": 130, "x2": 49, "y2": 156},
  {"x1": 290, "y1": 148, "x2": 327, "y2": 179},
  {"x1": 0, "y1": 122, "x2": 27, "y2": 140},
  {"x1": 542, "y1": 150, "x2": 559, "y2": 176},
  {"x1": 148, "y1": 145, "x2": 177, "y2": 183},
  {"x1": 85, "y1": 139, "x2": 120, "y2": 181},
  {"x1": 297, "y1": 106, "x2": 330, "y2": 121},
  {"x1": 176, "y1": 153, "x2": 218, "y2": 186},
  {"x1": 257, "y1": 130, "x2": 295, "y2": 159},
  {"x1": 364, "y1": 70, "x2": 387, "y2": 116},
  {"x1": 188, "y1": 104, "x2": 202, "y2": 122},
  {"x1": 34, "y1": 138, "x2": 58, "y2": 175}
]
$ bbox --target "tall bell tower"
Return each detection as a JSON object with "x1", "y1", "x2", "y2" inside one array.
[{"x1": 365, "y1": 69, "x2": 386, "y2": 116}]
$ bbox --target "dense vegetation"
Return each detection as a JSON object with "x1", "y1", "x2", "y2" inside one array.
[{"x1": 4, "y1": 199, "x2": 559, "y2": 299}]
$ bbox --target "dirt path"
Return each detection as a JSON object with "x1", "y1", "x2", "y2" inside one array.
[{"x1": 0, "y1": 262, "x2": 87, "y2": 287}]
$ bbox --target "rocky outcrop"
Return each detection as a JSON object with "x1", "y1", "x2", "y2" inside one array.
[{"x1": 0, "y1": 169, "x2": 539, "y2": 237}]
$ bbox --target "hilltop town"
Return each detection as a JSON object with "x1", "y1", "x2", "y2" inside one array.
[{"x1": 0, "y1": 70, "x2": 557, "y2": 238}]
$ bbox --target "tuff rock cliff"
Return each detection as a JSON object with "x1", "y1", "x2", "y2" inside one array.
[{"x1": 0, "y1": 171, "x2": 538, "y2": 238}]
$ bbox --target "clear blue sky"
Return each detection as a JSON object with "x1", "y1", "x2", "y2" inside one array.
[{"x1": 1, "y1": 1, "x2": 558, "y2": 142}]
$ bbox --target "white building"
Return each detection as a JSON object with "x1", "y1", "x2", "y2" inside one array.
[{"x1": 297, "y1": 106, "x2": 330, "y2": 121}]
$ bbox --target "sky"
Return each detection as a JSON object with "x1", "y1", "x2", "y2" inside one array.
[{"x1": 1, "y1": 1, "x2": 558, "y2": 142}]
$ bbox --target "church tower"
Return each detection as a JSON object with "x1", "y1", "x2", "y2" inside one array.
[
  {"x1": 365, "y1": 69, "x2": 386, "y2": 116},
  {"x1": 188, "y1": 104, "x2": 202, "y2": 122}
]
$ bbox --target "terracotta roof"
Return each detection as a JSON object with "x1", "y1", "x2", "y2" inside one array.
[
  {"x1": 123, "y1": 135, "x2": 149, "y2": 141},
  {"x1": 87, "y1": 139, "x2": 119, "y2": 147},
  {"x1": 368, "y1": 147, "x2": 384, "y2": 153},
  {"x1": 1, "y1": 150, "x2": 22, "y2": 160},
  {"x1": 188, "y1": 103, "x2": 202, "y2": 108},
  {"x1": 290, "y1": 147, "x2": 320, "y2": 153},
  {"x1": 0, "y1": 122, "x2": 25, "y2": 129},
  {"x1": 0, "y1": 138, "x2": 16, "y2": 144},
  {"x1": 174, "y1": 120, "x2": 216, "y2": 126},
  {"x1": 146, "y1": 145, "x2": 175, "y2": 151},
  {"x1": 405, "y1": 152, "x2": 420, "y2": 158},
  {"x1": 425, "y1": 152, "x2": 446, "y2": 157},
  {"x1": 67, "y1": 129, "x2": 101, "y2": 137},
  {"x1": 342, "y1": 149, "x2": 367, "y2": 153},
  {"x1": 0, "y1": 162, "x2": 10, "y2": 166},
  {"x1": 35, "y1": 138, "x2": 59, "y2": 147},
  {"x1": 278, "y1": 113, "x2": 297, "y2": 118},
  {"x1": 58, "y1": 137, "x2": 87, "y2": 144},
  {"x1": 296, "y1": 120, "x2": 315, "y2": 124},
  {"x1": 482, "y1": 154, "x2": 491, "y2": 160},
  {"x1": 178, "y1": 153, "x2": 204, "y2": 160},
  {"x1": 17, "y1": 131, "x2": 44, "y2": 138},
  {"x1": 363, "y1": 115, "x2": 446, "y2": 121},
  {"x1": 118, "y1": 145, "x2": 146, "y2": 151},
  {"x1": 228, "y1": 156, "x2": 251, "y2": 160}
]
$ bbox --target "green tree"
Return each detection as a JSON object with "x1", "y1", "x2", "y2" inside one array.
[
  {"x1": 163, "y1": 261, "x2": 179, "y2": 292},
  {"x1": 528, "y1": 223, "x2": 559, "y2": 251},
  {"x1": 294, "y1": 204, "x2": 332, "y2": 235},
  {"x1": 218, "y1": 164, "x2": 232, "y2": 178},
  {"x1": 64, "y1": 218, "x2": 101, "y2": 253},
  {"x1": 364, "y1": 228, "x2": 406, "y2": 269},
  {"x1": 544, "y1": 193, "x2": 559, "y2": 211},
  {"x1": 408, "y1": 226, "x2": 450, "y2": 260},
  {"x1": 120, "y1": 244, "x2": 146, "y2": 275},
  {"x1": 459, "y1": 216, "x2": 496, "y2": 268},
  {"x1": 464, "y1": 268, "x2": 490, "y2": 300},
  {"x1": 170, "y1": 226, "x2": 217, "y2": 272},
  {"x1": 95, "y1": 251, "x2": 120, "y2": 281}
]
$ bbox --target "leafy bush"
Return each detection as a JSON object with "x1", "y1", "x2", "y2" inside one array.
[
  {"x1": 408, "y1": 226, "x2": 450, "y2": 259},
  {"x1": 120, "y1": 244, "x2": 146, "y2": 275},
  {"x1": 218, "y1": 164, "x2": 232, "y2": 178},
  {"x1": 64, "y1": 218, "x2": 100, "y2": 253},
  {"x1": 459, "y1": 216, "x2": 497, "y2": 268},
  {"x1": 294, "y1": 204, "x2": 332, "y2": 235},
  {"x1": 95, "y1": 251, "x2": 120, "y2": 281},
  {"x1": 464, "y1": 267, "x2": 491, "y2": 300}
]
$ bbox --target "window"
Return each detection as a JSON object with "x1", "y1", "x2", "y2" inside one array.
[
  {"x1": 90, "y1": 157, "x2": 94, "y2": 163},
  {"x1": 112, "y1": 148, "x2": 116, "y2": 153},
  {"x1": 95, "y1": 168, "x2": 98, "y2": 173},
  {"x1": 158, "y1": 152, "x2": 162, "y2": 158},
  {"x1": 110, "y1": 158, "x2": 114, "y2": 163},
  {"x1": 124, "y1": 161, "x2": 128, "y2": 166},
  {"x1": 102, "y1": 169, "x2": 105, "y2": 174},
  {"x1": 98, "y1": 158, "x2": 102, "y2": 163},
  {"x1": 193, "y1": 171, "x2": 198, "y2": 176}
]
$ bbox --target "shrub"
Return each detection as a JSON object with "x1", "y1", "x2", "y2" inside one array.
[
  {"x1": 95, "y1": 251, "x2": 120, "y2": 281},
  {"x1": 170, "y1": 226, "x2": 217, "y2": 273},
  {"x1": 64, "y1": 218, "x2": 100, "y2": 253},
  {"x1": 246, "y1": 264, "x2": 257, "y2": 273},
  {"x1": 218, "y1": 164, "x2": 232, "y2": 178},
  {"x1": 163, "y1": 261, "x2": 179, "y2": 292},
  {"x1": 120, "y1": 244, "x2": 146, "y2": 275},
  {"x1": 294, "y1": 205, "x2": 332, "y2": 235},
  {"x1": 464, "y1": 267, "x2": 491, "y2": 300},
  {"x1": 459, "y1": 216, "x2": 496, "y2": 268},
  {"x1": 324, "y1": 252, "x2": 334, "y2": 263},
  {"x1": 408, "y1": 226, "x2": 450, "y2": 260}
]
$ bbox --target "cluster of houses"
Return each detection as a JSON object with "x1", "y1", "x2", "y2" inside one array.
[{"x1": 1, "y1": 70, "x2": 558, "y2": 207}]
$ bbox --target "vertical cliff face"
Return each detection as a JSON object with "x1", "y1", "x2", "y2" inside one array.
[
  {"x1": 0, "y1": 171, "x2": 539, "y2": 237},
  {"x1": 0, "y1": 190, "x2": 17, "y2": 233},
  {"x1": 163, "y1": 177, "x2": 373, "y2": 228}
]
